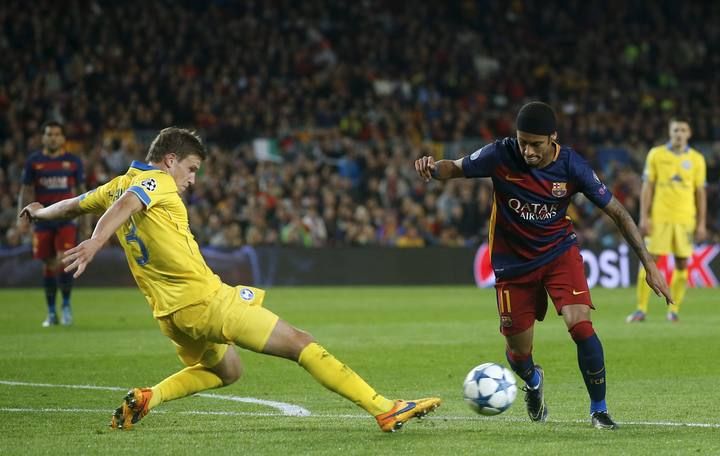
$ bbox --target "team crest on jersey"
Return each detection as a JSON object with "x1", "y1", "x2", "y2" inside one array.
[
  {"x1": 240, "y1": 288, "x2": 254, "y2": 301},
  {"x1": 551, "y1": 182, "x2": 567, "y2": 197},
  {"x1": 140, "y1": 178, "x2": 157, "y2": 192},
  {"x1": 501, "y1": 315, "x2": 513, "y2": 328},
  {"x1": 682, "y1": 160, "x2": 691, "y2": 170}
]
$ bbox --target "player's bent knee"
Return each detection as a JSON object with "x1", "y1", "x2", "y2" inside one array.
[{"x1": 212, "y1": 348, "x2": 243, "y2": 385}]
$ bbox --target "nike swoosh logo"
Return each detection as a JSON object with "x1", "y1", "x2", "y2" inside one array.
[
  {"x1": 390, "y1": 402, "x2": 416, "y2": 417},
  {"x1": 572, "y1": 290, "x2": 588, "y2": 295},
  {"x1": 505, "y1": 174, "x2": 524, "y2": 181}
]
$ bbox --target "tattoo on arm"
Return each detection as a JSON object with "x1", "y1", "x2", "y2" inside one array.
[{"x1": 602, "y1": 197, "x2": 653, "y2": 267}]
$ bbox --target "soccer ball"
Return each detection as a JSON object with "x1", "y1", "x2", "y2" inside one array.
[{"x1": 463, "y1": 362, "x2": 517, "y2": 416}]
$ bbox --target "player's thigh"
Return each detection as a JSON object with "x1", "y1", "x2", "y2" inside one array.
[
  {"x1": 543, "y1": 246, "x2": 594, "y2": 314},
  {"x1": 32, "y1": 229, "x2": 55, "y2": 260},
  {"x1": 210, "y1": 284, "x2": 279, "y2": 353},
  {"x1": 671, "y1": 223, "x2": 694, "y2": 258},
  {"x1": 646, "y1": 222, "x2": 673, "y2": 256},
  {"x1": 157, "y1": 306, "x2": 229, "y2": 368},
  {"x1": 54, "y1": 224, "x2": 77, "y2": 256},
  {"x1": 494, "y1": 275, "x2": 547, "y2": 337}
]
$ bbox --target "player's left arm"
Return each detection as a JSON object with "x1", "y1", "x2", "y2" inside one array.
[
  {"x1": 601, "y1": 197, "x2": 672, "y2": 304},
  {"x1": 62, "y1": 191, "x2": 144, "y2": 278}
]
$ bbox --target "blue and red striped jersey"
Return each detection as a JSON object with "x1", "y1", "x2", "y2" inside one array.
[
  {"x1": 22, "y1": 151, "x2": 84, "y2": 228},
  {"x1": 462, "y1": 137, "x2": 611, "y2": 279}
]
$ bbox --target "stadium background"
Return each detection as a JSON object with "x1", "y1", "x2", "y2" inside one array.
[{"x1": 1, "y1": 0, "x2": 719, "y2": 286}]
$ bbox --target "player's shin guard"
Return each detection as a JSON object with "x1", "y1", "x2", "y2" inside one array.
[
  {"x1": 506, "y1": 348, "x2": 540, "y2": 388},
  {"x1": 298, "y1": 342, "x2": 394, "y2": 415},
  {"x1": 43, "y1": 266, "x2": 58, "y2": 315},
  {"x1": 151, "y1": 364, "x2": 224, "y2": 410},
  {"x1": 569, "y1": 321, "x2": 607, "y2": 413},
  {"x1": 669, "y1": 268, "x2": 688, "y2": 314},
  {"x1": 636, "y1": 267, "x2": 650, "y2": 313}
]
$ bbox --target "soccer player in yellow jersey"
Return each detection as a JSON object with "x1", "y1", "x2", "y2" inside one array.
[
  {"x1": 20, "y1": 127, "x2": 440, "y2": 432},
  {"x1": 627, "y1": 118, "x2": 707, "y2": 323}
]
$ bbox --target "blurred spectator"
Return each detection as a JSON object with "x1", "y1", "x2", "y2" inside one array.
[{"x1": 1, "y1": 0, "x2": 719, "y2": 249}]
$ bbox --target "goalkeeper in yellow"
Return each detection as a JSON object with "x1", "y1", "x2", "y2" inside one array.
[
  {"x1": 627, "y1": 117, "x2": 707, "y2": 323},
  {"x1": 20, "y1": 127, "x2": 440, "y2": 432}
]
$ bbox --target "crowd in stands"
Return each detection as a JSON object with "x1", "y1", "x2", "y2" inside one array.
[{"x1": 2, "y1": 0, "x2": 719, "y2": 250}]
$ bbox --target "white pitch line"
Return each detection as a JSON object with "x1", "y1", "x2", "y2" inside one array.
[
  {"x1": 2, "y1": 380, "x2": 719, "y2": 429},
  {"x1": 0, "y1": 379, "x2": 309, "y2": 416},
  {"x1": 1, "y1": 407, "x2": 719, "y2": 429}
]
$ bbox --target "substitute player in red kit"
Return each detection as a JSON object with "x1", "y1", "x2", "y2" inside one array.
[
  {"x1": 17, "y1": 121, "x2": 86, "y2": 327},
  {"x1": 415, "y1": 102, "x2": 672, "y2": 429}
]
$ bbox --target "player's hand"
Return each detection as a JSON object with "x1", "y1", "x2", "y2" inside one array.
[
  {"x1": 695, "y1": 225, "x2": 707, "y2": 243},
  {"x1": 644, "y1": 263, "x2": 673, "y2": 306},
  {"x1": 638, "y1": 218, "x2": 651, "y2": 237},
  {"x1": 415, "y1": 156, "x2": 436, "y2": 182},
  {"x1": 63, "y1": 238, "x2": 103, "y2": 279},
  {"x1": 19, "y1": 202, "x2": 44, "y2": 223}
]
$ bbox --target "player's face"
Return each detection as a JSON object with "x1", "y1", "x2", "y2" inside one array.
[
  {"x1": 517, "y1": 131, "x2": 555, "y2": 168},
  {"x1": 42, "y1": 126, "x2": 65, "y2": 153},
  {"x1": 167, "y1": 154, "x2": 202, "y2": 193},
  {"x1": 668, "y1": 121, "x2": 691, "y2": 148}
]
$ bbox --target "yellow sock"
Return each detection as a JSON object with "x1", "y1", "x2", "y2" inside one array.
[
  {"x1": 149, "y1": 364, "x2": 223, "y2": 410},
  {"x1": 298, "y1": 342, "x2": 394, "y2": 416},
  {"x1": 636, "y1": 267, "x2": 651, "y2": 313},
  {"x1": 669, "y1": 268, "x2": 688, "y2": 314}
]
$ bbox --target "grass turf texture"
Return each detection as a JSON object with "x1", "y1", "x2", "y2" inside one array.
[{"x1": 1, "y1": 286, "x2": 718, "y2": 455}]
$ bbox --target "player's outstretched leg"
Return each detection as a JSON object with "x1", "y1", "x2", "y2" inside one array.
[{"x1": 263, "y1": 319, "x2": 441, "y2": 432}]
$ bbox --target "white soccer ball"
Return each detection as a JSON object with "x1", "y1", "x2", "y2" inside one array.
[{"x1": 463, "y1": 362, "x2": 517, "y2": 416}]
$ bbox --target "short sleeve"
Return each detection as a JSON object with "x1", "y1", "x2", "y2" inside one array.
[
  {"x1": 127, "y1": 172, "x2": 178, "y2": 210},
  {"x1": 642, "y1": 149, "x2": 657, "y2": 183},
  {"x1": 78, "y1": 180, "x2": 114, "y2": 214},
  {"x1": 571, "y1": 153, "x2": 612, "y2": 208},
  {"x1": 461, "y1": 142, "x2": 500, "y2": 178}
]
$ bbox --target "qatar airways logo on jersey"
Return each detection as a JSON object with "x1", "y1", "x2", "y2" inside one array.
[
  {"x1": 508, "y1": 198, "x2": 558, "y2": 221},
  {"x1": 39, "y1": 175, "x2": 69, "y2": 189}
]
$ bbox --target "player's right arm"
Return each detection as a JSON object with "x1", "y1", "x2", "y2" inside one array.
[
  {"x1": 19, "y1": 196, "x2": 86, "y2": 223},
  {"x1": 63, "y1": 191, "x2": 144, "y2": 278},
  {"x1": 415, "y1": 156, "x2": 464, "y2": 181}
]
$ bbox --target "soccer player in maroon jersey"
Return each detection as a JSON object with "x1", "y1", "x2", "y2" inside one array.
[
  {"x1": 17, "y1": 121, "x2": 86, "y2": 327},
  {"x1": 415, "y1": 102, "x2": 672, "y2": 429}
]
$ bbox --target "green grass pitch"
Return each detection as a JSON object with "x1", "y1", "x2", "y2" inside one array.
[{"x1": 1, "y1": 286, "x2": 718, "y2": 455}]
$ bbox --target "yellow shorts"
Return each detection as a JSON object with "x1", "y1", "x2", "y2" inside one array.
[
  {"x1": 156, "y1": 283, "x2": 279, "y2": 368},
  {"x1": 646, "y1": 222, "x2": 694, "y2": 258}
]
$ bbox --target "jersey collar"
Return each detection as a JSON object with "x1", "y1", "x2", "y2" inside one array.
[
  {"x1": 665, "y1": 142, "x2": 689, "y2": 153},
  {"x1": 130, "y1": 160, "x2": 159, "y2": 171}
]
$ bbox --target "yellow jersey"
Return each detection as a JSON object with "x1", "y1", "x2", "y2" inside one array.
[
  {"x1": 79, "y1": 161, "x2": 221, "y2": 317},
  {"x1": 643, "y1": 144, "x2": 706, "y2": 225}
]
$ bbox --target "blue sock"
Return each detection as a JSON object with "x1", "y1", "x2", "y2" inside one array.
[
  {"x1": 570, "y1": 322, "x2": 607, "y2": 414},
  {"x1": 59, "y1": 271, "x2": 73, "y2": 309},
  {"x1": 43, "y1": 275, "x2": 58, "y2": 316},
  {"x1": 506, "y1": 349, "x2": 540, "y2": 389}
]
